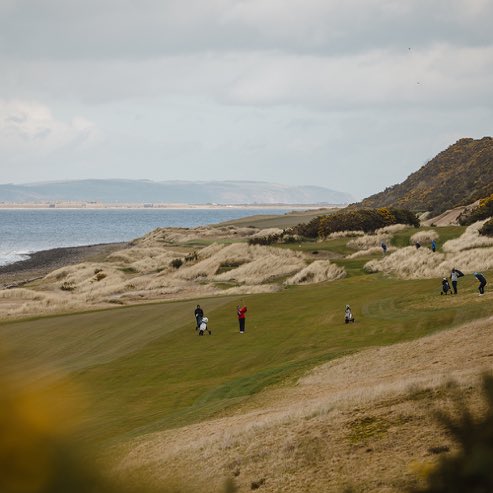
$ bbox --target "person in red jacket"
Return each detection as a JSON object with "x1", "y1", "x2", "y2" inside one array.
[{"x1": 237, "y1": 304, "x2": 247, "y2": 333}]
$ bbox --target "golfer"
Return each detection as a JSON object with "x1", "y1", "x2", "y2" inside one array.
[{"x1": 237, "y1": 304, "x2": 247, "y2": 333}]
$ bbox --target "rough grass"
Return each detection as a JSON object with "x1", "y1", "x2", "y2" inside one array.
[
  {"x1": 376, "y1": 224, "x2": 409, "y2": 234},
  {"x1": 250, "y1": 228, "x2": 284, "y2": 238},
  {"x1": 347, "y1": 233, "x2": 391, "y2": 250},
  {"x1": 365, "y1": 246, "x2": 493, "y2": 279},
  {"x1": 0, "y1": 238, "x2": 339, "y2": 319},
  {"x1": 346, "y1": 245, "x2": 397, "y2": 259},
  {"x1": 365, "y1": 222, "x2": 493, "y2": 279},
  {"x1": 0, "y1": 225, "x2": 474, "y2": 319},
  {"x1": 410, "y1": 229, "x2": 439, "y2": 244},
  {"x1": 285, "y1": 260, "x2": 346, "y2": 285},
  {"x1": 442, "y1": 220, "x2": 493, "y2": 252},
  {"x1": 327, "y1": 230, "x2": 365, "y2": 239}
]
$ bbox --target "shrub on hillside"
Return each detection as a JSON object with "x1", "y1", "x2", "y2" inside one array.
[
  {"x1": 60, "y1": 281, "x2": 76, "y2": 292},
  {"x1": 292, "y1": 208, "x2": 419, "y2": 239},
  {"x1": 409, "y1": 375, "x2": 493, "y2": 493},
  {"x1": 248, "y1": 234, "x2": 281, "y2": 246},
  {"x1": 248, "y1": 231, "x2": 300, "y2": 246},
  {"x1": 479, "y1": 218, "x2": 493, "y2": 237},
  {"x1": 458, "y1": 193, "x2": 493, "y2": 225},
  {"x1": 361, "y1": 137, "x2": 493, "y2": 216},
  {"x1": 170, "y1": 258, "x2": 183, "y2": 269}
]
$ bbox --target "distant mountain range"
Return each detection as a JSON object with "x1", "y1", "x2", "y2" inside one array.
[
  {"x1": 360, "y1": 137, "x2": 493, "y2": 215},
  {"x1": 0, "y1": 180, "x2": 352, "y2": 205}
]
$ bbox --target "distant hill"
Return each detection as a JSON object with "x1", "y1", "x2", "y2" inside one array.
[
  {"x1": 361, "y1": 137, "x2": 493, "y2": 215},
  {"x1": 0, "y1": 180, "x2": 352, "y2": 205}
]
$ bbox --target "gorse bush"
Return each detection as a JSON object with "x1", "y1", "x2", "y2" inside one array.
[
  {"x1": 479, "y1": 218, "x2": 493, "y2": 237},
  {"x1": 458, "y1": 193, "x2": 493, "y2": 225},
  {"x1": 248, "y1": 234, "x2": 282, "y2": 246},
  {"x1": 185, "y1": 251, "x2": 198, "y2": 262},
  {"x1": 410, "y1": 374, "x2": 493, "y2": 493},
  {"x1": 60, "y1": 281, "x2": 76, "y2": 292},
  {"x1": 170, "y1": 258, "x2": 183, "y2": 269},
  {"x1": 292, "y1": 208, "x2": 419, "y2": 239},
  {"x1": 248, "y1": 232, "x2": 299, "y2": 245}
]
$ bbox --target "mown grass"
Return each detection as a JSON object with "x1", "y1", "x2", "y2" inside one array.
[
  {"x1": 0, "y1": 225, "x2": 484, "y2": 460},
  {"x1": 2, "y1": 259, "x2": 492, "y2": 455}
]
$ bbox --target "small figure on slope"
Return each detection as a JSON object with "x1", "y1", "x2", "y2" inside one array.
[
  {"x1": 194, "y1": 304, "x2": 204, "y2": 330},
  {"x1": 474, "y1": 272, "x2": 487, "y2": 296},
  {"x1": 450, "y1": 268, "x2": 464, "y2": 295},
  {"x1": 345, "y1": 305, "x2": 355, "y2": 324}
]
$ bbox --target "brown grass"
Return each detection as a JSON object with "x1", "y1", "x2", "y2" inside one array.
[
  {"x1": 285, "y1": 260, "x2": 346, "y2": 285},
  {"x1": 0, "y1": 228, "x2": 345, "y2": 319},
  {"x1": 328, "y1": 230, "x2": 365, "y2": 239},
  {"x1": 375, "y1": 224, "x2": 409, "y2": 234},
  {"x1": 442, "y1": 220, "x2": 493, "y2": 252},
  {"x1": 347, "y1": 234, "x2": 391, "y2": 250},
  {"x1": 410, "y1": 230, "x2": 439, "y2": 244},
  {"x1": 365, "y1": 244, "x2": 493, "y2": 279},
  {"x1": 346, "y1": 246, "x2": 397, "y2": 259}
]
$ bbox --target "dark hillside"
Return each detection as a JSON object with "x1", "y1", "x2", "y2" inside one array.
[{"x1": 361, "y1": 137, "x2": 493, "y2": 215}]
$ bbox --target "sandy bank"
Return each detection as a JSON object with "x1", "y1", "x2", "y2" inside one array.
[{"x1": 0, "y1": 243, "x2": 127, "y2": 289}]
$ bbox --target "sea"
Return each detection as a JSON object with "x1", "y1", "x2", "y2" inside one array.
[{"x1": 0, "y1": 207, "x2": 298, "y2": 267}]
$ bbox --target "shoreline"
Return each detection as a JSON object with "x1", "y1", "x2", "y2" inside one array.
[
  {"x1": 0, "y1": 203, "x2": 341, "y2": 210},
  {"x1": 0, "y1": 242, "x2": 127, "y2": 289},
  {"x1": 0, "y1": 206, "x2": 340, "y2": 289}
]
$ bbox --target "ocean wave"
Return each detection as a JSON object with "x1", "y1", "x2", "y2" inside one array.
[{"x1": 0, "y1": 251, "x2": 32, "y2": 267}]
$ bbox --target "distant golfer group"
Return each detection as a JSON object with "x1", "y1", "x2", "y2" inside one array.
[
  {"x1": 440, "y1": 269, "x2": 487, "y2": 296},
  {"x1": 194, "y1": 302, "x2": 248, "y2": 335},
  {"x1": 191, "y1": 257, "x2": 487, "y2": 339}
]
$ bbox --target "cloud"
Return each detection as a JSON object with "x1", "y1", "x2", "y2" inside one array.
[
  {"x1": 0, "y1": 100, "x2": 100, "y2": 155},
  {"x1": 0, "y1": 1, "x2": 491, "y2": 196},
  {"x1": 1, "y1": 0, "x2": 492, "y2": 61},
  {"x1": 3, "y1": 43, "x2": 492, "y2": 111}
]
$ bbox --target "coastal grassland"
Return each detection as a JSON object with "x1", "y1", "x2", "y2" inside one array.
[
  {"x1": 391, "y1": 226, "x2": 465, "y2": 249},
  {"x1": 1, "y1": 223, "x2": 492, "y2": 492},
  {"x1": 1, "y1": 267, "x2": 492, "y2": 456},
  {"x1": 215, "y1": 208, "x2": 340, "y2": 229}
]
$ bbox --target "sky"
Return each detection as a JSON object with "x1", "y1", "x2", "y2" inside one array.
[{"x1": 1, "y1": 0, "x2": 492, "y2": 200}]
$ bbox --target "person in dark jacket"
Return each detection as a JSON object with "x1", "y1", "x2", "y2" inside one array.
[
  {"x1": 194, "y1": 304, "x2": 204, "y2": 330},
  {"x1": 474, "y1": 272, "x2": 487, "y2": 295},
  {"x1": 431, "y1": 239, "x2": 437, "y2": 252},
  {"x1": 450, "y1": 268, "x2": 464, "y2": 294}
]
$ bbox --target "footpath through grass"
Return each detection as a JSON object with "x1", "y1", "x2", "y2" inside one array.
[{"x1": 1, "y1": 266, "x2": 492, "y2": 452}]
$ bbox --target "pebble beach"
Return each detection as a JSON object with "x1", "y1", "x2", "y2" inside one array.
[{"x1": 0, "y1": 242, "x2": 127, "y2": 289}]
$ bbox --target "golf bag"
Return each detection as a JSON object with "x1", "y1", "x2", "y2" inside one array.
[
  {"x1": 345, "y1": 305, "x2": 355, "y2": 324},
  {"x1": 198, "y1": 317, "x2": 212, "y2": 336},
  {"x1": 441, "y1": 278, "x2": 451, "y2": 295}
]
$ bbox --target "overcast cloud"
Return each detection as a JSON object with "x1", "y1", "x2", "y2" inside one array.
[{"x1": 1, "y1": 0, "x2": 492, "y2": 198}]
